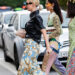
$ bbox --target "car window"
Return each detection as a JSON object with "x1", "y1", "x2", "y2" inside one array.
[
  {"x1": 4, "y1": 14, "x2": 14, "y2": 24},
  {"x1": 20, "y1": 14, "x2": 30, "y2": 29},
  {"x1": 9, "y1": 14, "x2": 18, "y2": 30},
  {"x1": 61, "y1": 11, "x2": 70, "y2": 28},
  {"x1": 10, "y1": 14, "x2": 17, "y2": 24},
  {"x1": 40, "y1": 12, "x2": 49, "y2": 27},
  {"x1": 13, "y1": 15, "x2": 18, "y2": 30},
  {"x1": 0, "y1": 13, "x2": 2, "y2": 24},
  {"x1": 0, "y1": 13, "x2": 1, "y2": 17}
]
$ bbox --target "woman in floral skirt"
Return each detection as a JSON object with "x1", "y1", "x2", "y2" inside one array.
[{"x1": 16, "y1": 0, "x2": 51, "y2": 75}]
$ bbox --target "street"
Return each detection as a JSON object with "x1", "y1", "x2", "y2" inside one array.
[{"x1": 0, "y1": 49, "x2": 59, "y2": 75}]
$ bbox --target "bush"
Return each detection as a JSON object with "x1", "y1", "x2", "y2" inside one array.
[
  {"x1": 58, "y1": 0, "x2": 68, "y2": 10},
  {"x1": 0, "y1": 0, "x2": 68, "y2": 10}
]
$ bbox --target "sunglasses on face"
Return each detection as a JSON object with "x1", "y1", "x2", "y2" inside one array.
[
  {"x1": 26, "y1": 2, "x2": 33, "y2": 5},
  {"x1": 45, "y1": 3, "x2": 52, "y2": 7}
]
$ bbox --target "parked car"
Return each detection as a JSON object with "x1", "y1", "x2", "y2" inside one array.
[
  {"x1": 3, "y1": 9, "x2": 70, "y2": 70},
  {"x1": 0, "y1": 11, "x2": 15, "y2": 48},
  {"x1": 0, "y1": 6, "x2": 12, "y2": 12},
  {"x1": 58, "y1": 10, "x2": 70, "y2": 63},
  {"x1": 3, "y1": 9, "x2": 50, "y2": 69},
  {"x1": 3, "y1": 10, "x2": 30, "y2": 69}
]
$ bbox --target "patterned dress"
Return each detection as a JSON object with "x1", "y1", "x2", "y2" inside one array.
[
  {"x1": 66, "y1": 17, "x2": 75, "y2": 75},
  {"x1": 18, "y1": 39, "x2": 46, "y2": 75},
  {"x1": 17, "y1": 10, "x2": 46, "y2": 75}
]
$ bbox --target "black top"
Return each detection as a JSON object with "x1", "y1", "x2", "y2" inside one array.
[{"x1": 25, "y1": 10, "x2": 45, "y2": 44}]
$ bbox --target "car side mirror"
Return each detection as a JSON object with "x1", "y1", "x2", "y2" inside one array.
[{"x1": 8, "y1": 24, "x2": 13, "y2": 26}]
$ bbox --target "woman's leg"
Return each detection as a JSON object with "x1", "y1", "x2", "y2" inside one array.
[
  {"x1": 45, "y1": 51, "x2": 57, "y2": 75},
  {"x1": 52, "y1": 57, "x2": 66, "y2": 75},
  {"x1": 17, "y1": 39, "x2": 46, "y2": 75},
  {"x1": 42, "y1": 52, "x2": 66, "y2": 75}
]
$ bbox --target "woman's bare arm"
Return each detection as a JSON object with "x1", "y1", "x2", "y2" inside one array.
[
  {"x1": 15, "y1": 29, "x2": 26, "y2": 38},
  {"x1": 41, "y1": 29, "x2": 52, "y2": 53}
]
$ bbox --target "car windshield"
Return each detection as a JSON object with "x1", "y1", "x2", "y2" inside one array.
[
  {"x1": 20, "y1": 10, "x2": 70, "y2": 29},
  {"x1": 40, "y1": 12, "x2": 49, "y2": 27},
  {"x1": 20, "y1": 14, "x2": 30, "y2": 29},
  {"x1": 20, "y1": 12, "x2": 50, "y2": 28},
  {"x1": 4, "y1": 14, "x2": 14, "y2": 24}
]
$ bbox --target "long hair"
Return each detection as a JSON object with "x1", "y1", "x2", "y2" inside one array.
[
  {"x1": 48, "y1": 0, "x2": 63, "y2": 24},
  {"x1": 67, "y1": 1, "x2": 75, "y2": 18}
]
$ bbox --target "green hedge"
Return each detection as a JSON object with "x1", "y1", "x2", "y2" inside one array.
[
  {"x1": 0, "y1": 0, "x2": 68, "y2": 10},
  {"x1": 58, "y1": 0, "x2": 68, "y2": 10}
]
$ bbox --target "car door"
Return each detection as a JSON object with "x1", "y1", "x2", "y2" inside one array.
[
  {"x1": 0, "y1": 13, "x2": 3, "y2": 46},
  {"x1": 4, "y1": 14, "x2": 18, "y2": 59}
]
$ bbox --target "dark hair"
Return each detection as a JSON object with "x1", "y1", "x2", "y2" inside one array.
[
  {"x1": 67, "y1": 1, "x2": 75, "y2": 18},
  {"x1": 48, "y1": 0, "x2": 63, "y2": 23}
]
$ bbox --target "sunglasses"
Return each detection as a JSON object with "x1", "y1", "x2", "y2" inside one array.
[
  {"x1": 45, "y1": 3, "x2": 52, "y2": 7},
  {"x1": 26, "y1": 2, "x2": 33, "y2": 5}
]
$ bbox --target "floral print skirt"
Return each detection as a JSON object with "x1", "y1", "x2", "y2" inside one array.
[
  {"x1": 17, "y1": 38, "x2": 46, "y2": 75},
  {"x1": 66, "y1": 17, "x2": 75, "y2": 75},
  {"x1": 66, "y1": 47, "x2": 75, "y2": 75}
]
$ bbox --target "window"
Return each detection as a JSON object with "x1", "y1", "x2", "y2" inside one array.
[
  {"x1": 61, "y1": 11, "x2": 70, "y2": 28},
  {"x1": 9, "y1": 14, "x2": 18, "y2": 30},
  {"x1": 0, "y1": 13, "x2": 2, "y2": 24},
  {"x1": 20, "y1": 14, "x2": 30, "y2": 29},
  {"x1": 40, "y1": 12, "x2": 49, "y2": 27},
  {"x1": 4, "y1": 14, "x2": 14, "y2": 24},
  {"x1": 13, "y1": 14, "x2": 18, "y2": 30},
  {"x1": 10, "y1": 14, "x2": 17, "y2": 24}
]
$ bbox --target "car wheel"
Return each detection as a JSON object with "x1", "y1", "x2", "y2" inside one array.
[
  {"x1": 3, "y1": 37, "x2": 11, "y2": 62},
  {"x1": 4, "y1": 50, "x2": 11, "y2": 62},
  {"x1": 14, "y1": 43, "x2": 19, "y2": 70},
  {"x1": 0, "y1": 33, "x2": 3, "y2": 48}
]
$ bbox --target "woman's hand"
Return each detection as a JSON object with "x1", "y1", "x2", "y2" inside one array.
[
  {"x1": 15, "y1": 29, "x2": 26, "y2": 38},
  {"x1": 46, "y1": 47, "x2": 52, "y2": 54}
]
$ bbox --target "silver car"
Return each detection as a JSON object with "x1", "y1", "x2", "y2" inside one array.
[
  {"x1": 3, "y1": 10, "x2": 30, "y2": 70},
  {"x1": 3, "y1": 9, "x2": 50, "y2": 70},
  {"x1": 0, "y1": 11, "x2": 15, "y2": 48}
]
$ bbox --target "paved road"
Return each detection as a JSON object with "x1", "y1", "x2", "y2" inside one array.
[
  {"x1": 0, "y1": 65, "x2": 15, "y2": 75},
  {"x1": 0, "y1": 49, "x2": 59, "y2": 75}
]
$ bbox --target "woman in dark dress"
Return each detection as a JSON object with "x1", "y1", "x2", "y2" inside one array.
[{"x1": 16, "y1": 0, "x2": 51, "y2": 75}]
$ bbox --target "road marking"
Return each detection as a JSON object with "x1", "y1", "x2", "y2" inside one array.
[{"x1": 0, "y1": 60, "x2": 17, "y2": 75}]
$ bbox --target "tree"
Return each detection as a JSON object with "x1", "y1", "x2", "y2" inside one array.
[
  {"x1": 0, "y1": 0, "x2": 25, "y2": 8},
  {"x1": 0, "y1": 0, "x2": 68, "y2": 10},
  {"x1": 40, "y1": 0, "x2": 46, "y2": 8},
  {"x1": 59, "y1": 0, "x2": 68, "y2": 10}
]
